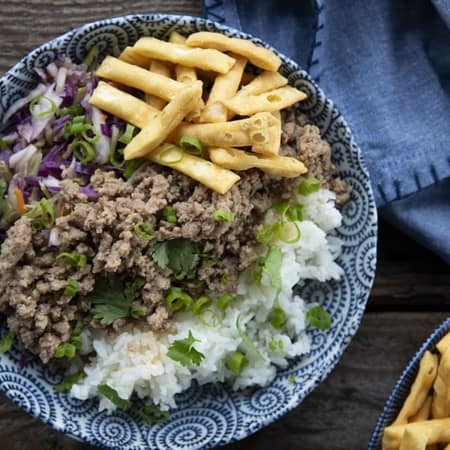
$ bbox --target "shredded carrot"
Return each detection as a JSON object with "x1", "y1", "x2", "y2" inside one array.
[
  {"x1": 14, "y1": 188, "x2": 26, "y2": 215},
  {"x1": 57, "y1": 203, "x2": 65, "y2": 217}
]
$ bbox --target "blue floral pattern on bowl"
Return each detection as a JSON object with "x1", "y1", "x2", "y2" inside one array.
[
  {"x1": 368, "y1": 317, "x2": 450, "y2": 450},
  {"x1": 0, "y1": 14, "x2": 378, "y2": 450}
]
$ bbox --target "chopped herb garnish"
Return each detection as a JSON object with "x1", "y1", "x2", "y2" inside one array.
[
  {"x1": 179, "y1": 135, "x2": 203, "y2": 155},
  {"x1": 118, "y1": 124, "x2": 137, "y2": 145},
  {"x1": 288, "y1": 374, "x2": 296, "y2": 384},
  {"x1": 151, "y1": 238, "x2": 200, "y2": 276},
  {"x1": 90, "y1": 277, "x2": 145, "y2": 325},
  {"x1": 54, "y1": 342, "x2": 77, "y2": 358},
  {"x1": 221, "y1": 274, "x2": 229, "y2": 285},
  {"x1": 191, "y1": 296, "x2": 211, "y2": 315},
  {"x1": 268, "y1": 339, "x2": 284, "y2": 352},
  {"x1": 298, "y1": 175, "x2": 321, "y2": 196},
  {"x1": 83, "y1": 46, "x2": 99, "y2": 68},
  {"x1": 64, "y1": 280, "x2": 79, "y2": 297},
  {"x1": 56, "y1": 252, "x2": 87, "y2": 267},
  {"x1": 0, "y1": 179, "x2": 7, "y2": 198},
  {"x1": 0, "y1": 331, "x2": 15, "y2": 353},
  {"x1": 29, "y1": 95, "x2": 56, "y2": 118},
  {"x1": 26, "y1": 198, "x2": 56, "y2": 229},
  {"x1": 260, "y1": 246, "x2": 283, "y2": 290},
  {"x1": 213, "y1": 209, "x2": 233, "y2": 223},
  {"x1": 165, "y1": 287, "x2": 193, "y2": 311},
  {"x1": 256, "y1": 222, "x2": 282, "y2": 243},
  {"x1": 97, "y1": 384, "x2": 133, "y2": 409},
  {"x1": 306, "y1": 306, "x2": 332, "y2": 330},
  {"x1": 226, "y1": 350, "x2": 248, "y2": 375},
  {"x1": 123, "y1": 159, "x2": 141, "y2": 179},
  {"x1": 162, "y1": 205, "x2": 177, "y2": 224},
  {"x1": 167, "y1": 331, "x2": 205, "y2": 367},
  {"x1": 134, "y1": 221, "x2": 155, "y2": 241},
  {"x1": 136, "y1": 403, "x2": 170, "y2": 424},
  {"x1": 287, "y1": 204, "x2": 305, "y2": 222},
  {"x1": 216, "y1": 293, "x2": 234, "y2": 311},
  {"x1": 270, "y1": 306, "x2": 287, "y2": 329},
  {"x1": 159, "y1": 145, "x2": 183, "y2": 165},
  {"x1": 81, "y1": 124, "x2": 100, "y2": 144},
  {"x1": 130, "y1": 305, "x2": 147, "y2": 319},
  {"x1": 236, "y1": 315, "x2": 264, "y2": 361},
  {"x1": 59, "y1": 104, "x2": 84, "y2": 117},
  {"x1": 279, "y1": 221, "x2": 301, "y2": 244},
  {"x1": 55, "y1": 370, "x2": 85, "y2": 392}
]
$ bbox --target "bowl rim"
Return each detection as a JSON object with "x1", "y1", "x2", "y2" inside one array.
[{"x1": 0, "y1": 12, "x2": 378, "y2": 450}]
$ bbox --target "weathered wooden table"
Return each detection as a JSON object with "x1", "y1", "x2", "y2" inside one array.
[{"x1": 1, "y1": 1, "x2": 449, "y2": 449}]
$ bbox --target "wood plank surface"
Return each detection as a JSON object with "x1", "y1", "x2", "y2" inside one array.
[{"x1": 1, "y1": 1, "x2": 449, "y2": 449}]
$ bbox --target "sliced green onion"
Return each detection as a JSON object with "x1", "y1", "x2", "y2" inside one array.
[
  {"x1": 0, "y1": 138, "x2": 8, "y2": 150},
  {"x1": 54, "y1": 342, "x2": 76, "y2": 358},
  {"x1": 268, "y1": 339, "x2": 284, "y2": 352},
  {"x1": 221, "y1": 274, "x2": 229, "y2": 285},
  {"x1": 70, "y1": 335, "x2": 82, "y2": 350},
  {"x1": 83, "y1": 46, "x2": 99, "y2": 68},
  {"x1": 159, "y1": 145, "x2": 183, "y2": 165},
  {"x1": 29, "y1": 95, "x2": 56, "y2": 118},
  {"x1": 64, "y1": 280, "x2": 79, "y2": 297},
  {"x1": 216, "y1": 293, "x2": 234, "y2": 311},
  {"x1": 179, "y1": 135, "x2": 203, "y2": 155},
  {"x1": 72, "y1": 115, "x2": 86, "y2": 124},
  {"x1": 72, "y1": 140, "x2": 95, "y2": 165},
  {"x1": 26, "y1": 198, "x2": 56, "y2": 229},
  {"x1": 213, "y1": 209, "x2": 233, "y2": 223},
  {"x1": 130, "y1": 305, "x2": 148, "y2": 319},
  {"x1": 287, "y1": 204, "x2": 305, "y2": 222},
  {"x1": 134, "y1": 221, "x2": 155, "y2": 241},
  {"x1": 118, "y1": 124, "x2": 136, "y2": 145},
  {"x1": 191, "y1": 296, "x2": 211, "y2": 315},
  {"x1": 97, "y1": 384, "x2": 132, "y2": 409},
  {"x1": 81, "y1": 124, "x2": 100, "y2": 143},
  {"x1": 55, "y1": 371, "x2": 85, "y2": 392},
  {"x1": 270, "y1": 306, "x2": 287, "y2": 329},
  {"x1": 109, "y1": 126, "x2": 124, "y2": 167},
  {"x1": 288, "y1": 374, "x2": 296, "y2": 384},
  {"x1": 279, "y1": 221, "x2": 301, "y2": 244},
  {"x1": 198, "y1": 308, "x2": 220, "y2": 328},
  {"x1": 136, "y1": 404, "x2": 170, "y2": 424},
  {"x1": 256, "y1": 222, "x2": 282, "y2": 243},
  {"x1": 236, "y1": 315, "x2": 264, "y2": 360},
  {"x1": 59, "y1": 104, "x2": 84, "y2": 117},
  {"x1": 298, "y1": 175, "x2": 321, "y2": 196},
  {"x1": 0, "y1": 331, "x2": 15, "y2": 353},
  {"x1": 56, "y1": 252, "x2": 87, "y2": 267},
  {"x1": 166, "y1": 287, "x2": 193, "y2": 311},
  {"x1": 306, "y1": 306, "x2": 332, "y2": 330},
  {"x1": 226, "y1": 350, "x2": 248, "y2": 375},
  {"x1": 273, "y1": 201, "x2": 290, "y2": 221},
  {"x1": 0, "y1": 179, "x2": 6, "y2": 198},
  {"x1": 123, "y1": 159, "x2": 140, "y2": 179},
  {"x1": 162, "y1": 205, "x2": 177, "y2": 224}
]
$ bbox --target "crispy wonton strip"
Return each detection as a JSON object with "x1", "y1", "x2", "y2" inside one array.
[
  {"x1": 383, "y1": 419, "x2": 450, "y2": 450},
  {"x1": 223, "y1": 85, "x2": 307, "y2": 115},
  {"x1": 145, "y1": 60, "x2": 171, "y2": 110},
  {"x1": 208, "y1": 147, "x2": 307, "y2": 178},
  {"x1": 236, "y1": 71, "x2": 288, "y2": 96},
  {"x1": 96, "y1": 56, "x2": 184, "y2": 101},
  {"x1": 171, "y1": 112, "x2": 279, "y2": 155},
  {"x1": 436, "y1": 333, "x2": 450, "y2": 355},
  {"x1": 393, "y1": 351, "x2": 438, "y2": 425},
  {"x1": 133, "y1": 37, "x2": 236, "y2": 73},
  {"x1": 119, "y1": 46, "x2": 150, "y2": 67},
  {"x1": 148, "y1": 144, "x2": 240, "y2": 194},
  {"x1": 410, "y1": 396, "x2": 433, "y2": 422},
  {"x1": 185, "y1": 31, "x2": 281, "y2": 71},
  {"x1": 124, "y1": 81, "x2": 202, "y2": 160},
  {"x1": 89, "y1": 81, "x2": 158, "y2": 127},
  {"x1": 399, "y1": 428, "x2": 428, "y2": 450},
  {"x1": 432, "y1": 349, "x2": 450, "y2": 418},
  {"x1": 200, "y1": 54, "x2": 247, "y2": 123}
]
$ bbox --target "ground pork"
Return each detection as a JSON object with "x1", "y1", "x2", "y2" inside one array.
[{"x1": 0, "y1": 110, "x2": 350, "y2": 363}]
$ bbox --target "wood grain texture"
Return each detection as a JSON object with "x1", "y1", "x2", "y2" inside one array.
[{"x1": 1, "y1": 1, "x2": 450, "y2": 449}]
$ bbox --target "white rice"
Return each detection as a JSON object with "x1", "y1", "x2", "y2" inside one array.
[{"x1": 70, "y1": 188, "x2": 343, "y2": 411}]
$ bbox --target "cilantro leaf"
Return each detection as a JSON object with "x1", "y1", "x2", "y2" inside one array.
[
  {"x1": 306, "y1": 306, "x2": 332, "y2": 330},
  {"x1": 151, "y1": 238, "x2": 199, "y2": 275},
  {"x1": 136, "y1": 403, "x2": 170, "y2": 424},
  {"x1": 97, "y1": 384, "x2": 133, "y2": 409},
  {"x1": 90, "y1": 277, "x2": 145, "y2": 326},
  {"x1": 167, "y1": 331, "x2": 205, "y2": 367},
  {"x1": 256, "y1": 246, "x2": 283, "y2": 290},
  {"x1": 55, "y1": 371, "x2": 85, "y2": 392}
]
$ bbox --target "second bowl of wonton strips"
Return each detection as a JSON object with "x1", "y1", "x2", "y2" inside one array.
[{"x1": 0, "y1": 14, "x2": 377, "y2": 450}]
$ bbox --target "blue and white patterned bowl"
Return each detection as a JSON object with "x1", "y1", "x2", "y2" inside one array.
[
  {"x1": 368, "y1": 317, "x2": 450, "y2": 450},
  {"x1": 0, "y1": 14, "x2": 378, "y2": 450}
]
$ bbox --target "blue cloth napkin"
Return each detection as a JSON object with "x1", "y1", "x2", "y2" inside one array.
[{"x1": 204, "y1": 0, "x2": 450, "y2": 263}]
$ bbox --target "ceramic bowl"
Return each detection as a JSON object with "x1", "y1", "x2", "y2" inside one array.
[
  {"x1": 0, "y1": 13, "x2": 378, "y2": 450},
  {"x1": 368, "y1": 317, "x2": 450, "y2": 450}
]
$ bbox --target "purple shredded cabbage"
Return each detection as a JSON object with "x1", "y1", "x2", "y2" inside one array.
[
  {"x1": 0, "y1": 150, "x2": 11, "y2": 163},
  {"x1": 52, "y1": 115, "x2": 71, "y2": 134},
  {"x1": 100, "y1": 123, "x2": 112, "y2": 137},
  {"x1": 18, "y1": 350, "x2": 30, "y2": 372},
  {"x1": 79, "y1": 185, "x2": 98, "y2": 198}
]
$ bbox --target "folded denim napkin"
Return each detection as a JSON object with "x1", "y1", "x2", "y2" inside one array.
[{"x1": 203, "y1": 0, "x2": 450, "y2": 263}]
